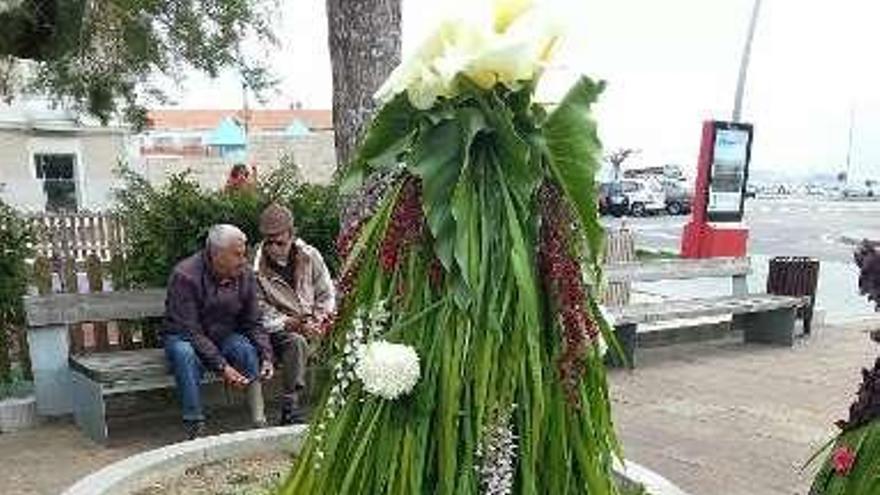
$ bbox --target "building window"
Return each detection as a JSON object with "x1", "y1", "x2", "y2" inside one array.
[{"x1": 34, "y1": 153, "x2": 78, "y2": 212}]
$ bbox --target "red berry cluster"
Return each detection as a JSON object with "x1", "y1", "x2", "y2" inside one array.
[
  {"x1": 379, "y1": 177, "x2": 425, "y2": 272},
  {"x1": 337, "y1": 260, "x2": 361, "y2": 300},
  {"x1": 336, "y1": 220, "x2": 363, "y2": 262},
  {"x1": 338, "y1": 168, "x2": 400, "y2": 260},
  {"x1": 538, "y1": 182, "x2": 598, "y2": 405}
]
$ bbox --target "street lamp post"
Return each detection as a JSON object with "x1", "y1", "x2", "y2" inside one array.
[{"x1": 732, "y1": 0, "x2": 763, "y2": 123}]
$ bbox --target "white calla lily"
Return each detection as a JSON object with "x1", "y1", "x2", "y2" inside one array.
[
  {"x1": 375, "y1": 1, "x2": 566, "y2": 109},
  {"x1": 493, "y1": 0, "x2": 534, "y2": 33}
]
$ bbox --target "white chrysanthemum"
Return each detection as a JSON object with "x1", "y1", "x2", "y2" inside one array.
[{"x1": 354, "y1": 340, "x2": 421, "y2": 400}]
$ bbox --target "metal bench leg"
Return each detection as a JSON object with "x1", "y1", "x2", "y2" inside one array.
[
  {"x1": 71, "y1": 370, "x2": 109, "y2": 444},
  {"x1": 738, "y1": 308, "x2": 796, "y2": 346},
  {"x1": 605, "y1": 323, "x2": 637, "y2": 369}
]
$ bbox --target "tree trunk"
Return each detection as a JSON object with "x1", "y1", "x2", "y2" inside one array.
[{"x1": 325, "y1": 0, "x2": 401, "y2": 170}]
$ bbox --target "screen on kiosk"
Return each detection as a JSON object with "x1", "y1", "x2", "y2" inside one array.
[{"x1": 707, "y1": 128, "x2": 749, "y2": 214}]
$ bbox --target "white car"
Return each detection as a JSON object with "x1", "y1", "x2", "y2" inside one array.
[{"x1": 621, "y1": 178, "x2": 667, "y2": 216}]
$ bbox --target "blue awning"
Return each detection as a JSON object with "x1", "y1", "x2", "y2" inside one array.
[{"x1": 207, "y1": 117, "x2": 247, "y2": 146}]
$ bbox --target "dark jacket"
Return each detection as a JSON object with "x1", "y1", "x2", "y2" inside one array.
[{"x1": 163, "y1": 250, "x2": 272, "y2": 372}]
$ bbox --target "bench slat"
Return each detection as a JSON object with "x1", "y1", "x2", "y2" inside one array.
[
  {"x1": 608, "y1": 294, "x2": 808, "y2": 326},
  {"x1": 70, "y1": 349, "x2": 168, "y2": 384},
  {"x1": 605, "y1": 257, "x2": 751, "y2": 283},
  {"x1": 69, "y1": 349, "x2": 223, "y2": 387},
  {"x1": 24, "y1": 289, "x2": 166, "y2": 327}
]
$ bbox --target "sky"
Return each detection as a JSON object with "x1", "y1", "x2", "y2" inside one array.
[{"x1": 159, "y1": 0, "x2": 880, "y2": 180}]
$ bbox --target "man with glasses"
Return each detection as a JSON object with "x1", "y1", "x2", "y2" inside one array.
[{"x1": 254, "y1": 203, "x2": 336, "y2": 424}]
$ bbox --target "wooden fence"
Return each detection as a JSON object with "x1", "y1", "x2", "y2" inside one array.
[{"x1": 24, "y1": 212, "x2": 126, "y2": 261}]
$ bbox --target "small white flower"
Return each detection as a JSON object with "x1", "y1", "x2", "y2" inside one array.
[{"x1": 354, "y1": 340, "x2": 421, "y2": 400}]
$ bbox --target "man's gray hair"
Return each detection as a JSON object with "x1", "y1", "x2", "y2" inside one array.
[{"x1": 206, "y1": 224, "x2": 247, "y2": 254}]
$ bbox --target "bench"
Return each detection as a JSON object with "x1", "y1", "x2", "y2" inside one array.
[
  {"x1": 603, "y1": 257, "x2": 810, "y2": 368},
  {"x1": 23, "y1": 289, "x2": 321, "y2": 444}
]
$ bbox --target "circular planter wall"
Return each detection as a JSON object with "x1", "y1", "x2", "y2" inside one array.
[{"x1": 63, "y1": 424, "x2": 688, "y2": 495}]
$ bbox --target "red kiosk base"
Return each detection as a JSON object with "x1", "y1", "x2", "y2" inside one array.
[
  {"x1": 681, "y1": 221, "x2": 748, "y2": 258},
  {"x1": 679, "y1": 120, "x2": 753, "y2": 259}
]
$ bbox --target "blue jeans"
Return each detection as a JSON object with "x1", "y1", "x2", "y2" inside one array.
[{"x1": 163, "y1": 332, "x2": 260, "y2": 421}]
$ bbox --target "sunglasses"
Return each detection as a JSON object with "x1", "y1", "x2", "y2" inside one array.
[{"x1": 266, "y1": 238, "x2": 288, "y2": 247}]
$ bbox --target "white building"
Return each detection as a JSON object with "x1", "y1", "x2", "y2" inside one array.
[{"x1": 0, "y1": 104, "x2": 131, "y2": 212}]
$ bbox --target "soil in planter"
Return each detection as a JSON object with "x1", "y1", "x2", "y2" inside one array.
[
  {"x1": 133, "y1": 452, "x2": 294, "y2": 495},
  {"x1": 130, "y1": 451, "x2": 651, "y2": 495}
]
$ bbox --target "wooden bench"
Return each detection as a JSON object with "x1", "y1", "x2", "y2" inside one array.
[
  {"x1": 24, "y1": 290, "x2": 173, "y2": 443},
  {"x1": 603, "y1": 257, "x2": 810, "y2": 368},
  {"x1": 22, "y1": 289, "x2": 317, "y2": 444}
]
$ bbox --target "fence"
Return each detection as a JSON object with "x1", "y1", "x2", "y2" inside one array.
[
  {"x1": 24, "y1": 212, "x2": 126, "y2": 262},
  {"x1": 603, "y1": 226, "x2": 636, "y2": 306}
]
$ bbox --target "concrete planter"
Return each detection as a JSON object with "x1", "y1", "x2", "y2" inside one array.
[
  {"x1": 0, "y1": 395, "x2": 39, "y2": 433},
  {"x1": 62, "y1": 425, "x2": 688, "y2": 495}
]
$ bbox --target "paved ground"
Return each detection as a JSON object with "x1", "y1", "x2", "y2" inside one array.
[
  {"x1": 0, "y1": 408, "x2": 259, "y2": 495},
  {"x1": 609, "y1": 318, "x2": 880, "y2": 495},
  {"x1": 607, "y1": 197, "x2": 880, "y2": 264}
]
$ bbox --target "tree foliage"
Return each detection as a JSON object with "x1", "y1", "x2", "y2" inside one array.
[{"x1": 0, "y1": 0, "x2": 277, "y2": 127}]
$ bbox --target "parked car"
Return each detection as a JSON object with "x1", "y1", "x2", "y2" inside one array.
[
  {"x1": 663, "y1": 181, "x2": 693, "y2": 215},
  {"x1": 620, "y1": 178, "x2": 666, "y2": 216},
  {"x1": 598, "y1": 182, "x2": 629, "y2": 217}
]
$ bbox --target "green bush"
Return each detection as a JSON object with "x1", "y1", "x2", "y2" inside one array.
[
  {"x1": 0, "y1": 199, "x2": 33, "y2": 384},
  {"x1": 114, "y1": 164, "x2": 340, "y2": 288}
]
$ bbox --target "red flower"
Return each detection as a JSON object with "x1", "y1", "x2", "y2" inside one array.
[{"x1": 831, "y1": 445, "x2": 856, "y2": 476}]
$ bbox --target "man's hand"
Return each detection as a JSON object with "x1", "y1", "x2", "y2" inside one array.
[
  {"x1": 283, "y1": 315, "x2": 306, "y2": 333},
  {"x1": 285, "y1": 314, "x2": 321, "y2": 337},
  {"x1": 260, "y1": 360, "x2": 274, "y2": 380},
  {"x1": 222, "y1": 365, "x2": 250, "y2": 388},
  {"x1": 300, "y1": 319, "x2": 322, "y2": 338}
]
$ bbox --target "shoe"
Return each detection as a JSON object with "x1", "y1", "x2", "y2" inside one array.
[
  {"x1": 279, "y1": 403, "x2": 296, "y2": 426},
  {"x1": 279, "y1": 402, "x2": 308, "y2": 425},
  {"x1": 184, "y1": 419, "x2": 206, "y2": 440}
]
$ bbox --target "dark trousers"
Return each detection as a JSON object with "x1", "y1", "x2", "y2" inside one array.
[{"x1": 270, "y1": 330, "x2": 309, "y2": 407}]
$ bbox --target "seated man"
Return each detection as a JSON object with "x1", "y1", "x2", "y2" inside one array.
[
  {"x1": 254, "y1": 203, "x2": 336, "y2": 424},
  {"x1": 163, "y1": 224, "x2": 274, "y2": 439}
]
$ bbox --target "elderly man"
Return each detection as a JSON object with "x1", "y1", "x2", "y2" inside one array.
[
  {"x1": 254, "y1": 203, "x2": 335, "y2": 424},
  {"x1": 163, "y1": 224, "x2": 274, "y2": 439}
]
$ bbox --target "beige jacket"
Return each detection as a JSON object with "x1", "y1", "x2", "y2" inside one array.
[{"x1": 253, "y1": 239, "x2": 336, "y2": 333}]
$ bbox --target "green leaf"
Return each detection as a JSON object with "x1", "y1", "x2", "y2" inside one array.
[
  {"x1": 409, "y1": 119, "x2": 463, "y2": 270},
  {"x1": 342, "y1": 94, "x2": 419, "y2": 194},
  {"x1": 409, "y1": 108, "x2": 486, "y2": 308},
  {"x1": 543, "y1": 76, "x2": 607, "y2": 279},
  {"x1": 479, "y1": 91, "x2": 540, "y2": 206}
]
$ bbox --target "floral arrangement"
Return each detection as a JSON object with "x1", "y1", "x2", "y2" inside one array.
[{"x1": 278, "y1": 1, "x2": 621, "y2": 493}]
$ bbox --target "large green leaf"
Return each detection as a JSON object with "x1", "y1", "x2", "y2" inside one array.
[
  {"x1": 410, "y1": 107, "x2": 486, "y2": 307},
  {"x1": 342, "y1": 94, "x2": 419, "y2": 195},
  {"x1": 474, "y1": 89, "x2": 540, "y2": 207},
  {"x1": 543, "y1": 76, "x2": 606, "y2": 279}
]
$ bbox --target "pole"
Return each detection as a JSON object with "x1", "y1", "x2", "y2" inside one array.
[
  {"x1": 845, "y1": 105, "x2": 855, "y2": 183},
  {"x1": 732, "y1": 0, "x2": 762, "y2": 123}
]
